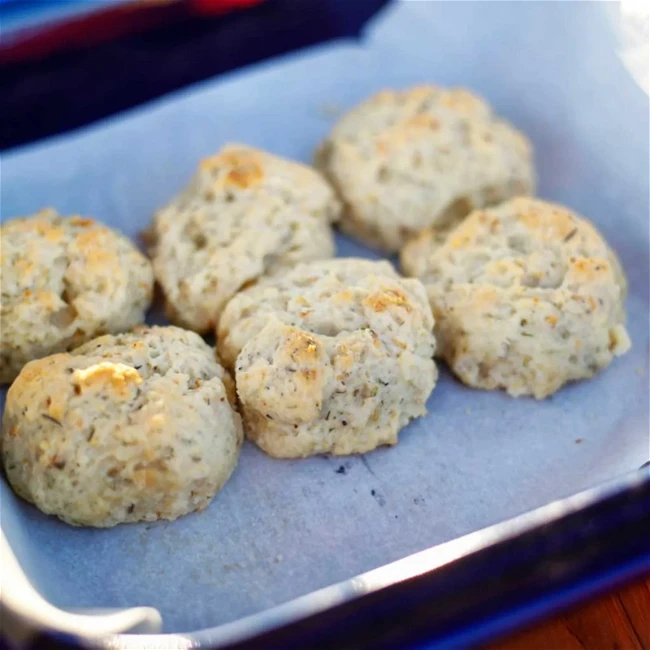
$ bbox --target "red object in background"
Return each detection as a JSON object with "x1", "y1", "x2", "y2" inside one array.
[
  {"x1": 192, "y1": 0, "x2": 263, "y2": 15},
  {"x1": 0, "y1": 0, "x2": 265, "y2": 65}
]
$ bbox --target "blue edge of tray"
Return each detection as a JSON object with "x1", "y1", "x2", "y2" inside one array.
[{"x1": 22, "y1": 470, "x2": 650, "y2": 649}]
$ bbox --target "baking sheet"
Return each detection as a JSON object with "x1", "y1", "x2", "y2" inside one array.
[{"x1": 1, "y1": 0, "x2": 648, "y2": 636}]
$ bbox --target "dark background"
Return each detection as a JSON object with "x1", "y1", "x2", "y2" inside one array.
[{"x1": 0, "y1": 0, "x2": 389, "y2": 151}]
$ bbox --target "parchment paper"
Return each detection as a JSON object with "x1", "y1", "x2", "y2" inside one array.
[{"x1": 1, "y1": 0, "x2": 648, "y2": 634}]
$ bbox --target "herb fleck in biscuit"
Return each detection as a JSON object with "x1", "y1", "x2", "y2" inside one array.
[
  {"x1": 1, "y1": 326, "x2": 243, "y2": 527},
  {"x1": 147, "y1": 144, "x2": 341, "y2": 334},
  {"x1": 316, "y1": 85, "x2": 535, "y2": 252},
  {"x1": 401, "y1": 197, "x2": 630, "y2": 398},
  {"x1": 1, "y1": 209, "x2": 153, "y2": 384},
  {"x1": 218, "y1": 259, "x2": 437, "y2": 457}
]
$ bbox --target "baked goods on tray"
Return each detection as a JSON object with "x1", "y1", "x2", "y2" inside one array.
[
  {"x1": 401, "y1": 197, "x2": 630, "y2": 398},
  {"x1": 218, "y1": 258, "x2": 437, "y2": 457},
  {"x1": 146, "y1": 144, "x2": 341, "y2": 333},
  {"x1": 1, "y1": 326, "x2": 242, "y2": 527},
  {"x1": 316, "y1": 85, "x2": 535, "y2": 252},
  {"x1": 0, "y1": 85, "x2": 633, "y2": 527},
  {"x1": 0, "y1": 209, "x2": 153, "y2": 384}
]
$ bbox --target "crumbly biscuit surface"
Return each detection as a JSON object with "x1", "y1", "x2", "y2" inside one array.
[
  {"x1": 148, "y1": 144, "x2": 341, "y2": 333},
  {"x1": 0, "y1": 209, "x2": 153, "y2": 384},
  {"x1": 218, "y1": 259, "x2": 437, "y2": 457},
  {"x1": 316, "y1": 86, "x2": 535, "y2": 252},
  {"x1": 401, "y1": 197, "x2": 630, "y2": 398},
  {"x1": 1, "y1": 326, "x2": 243, "y2": 527}
]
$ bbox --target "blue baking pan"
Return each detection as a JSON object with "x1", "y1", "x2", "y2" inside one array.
[
  {"x1": 0, "y1": 0, "x2": 127, "y2": 35},
  {"x1": 1, "y1": 1, "x2": 648, "y2": 648}
]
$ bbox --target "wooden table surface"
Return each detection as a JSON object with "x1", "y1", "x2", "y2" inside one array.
[{"x1": 483, "y1": 577, "x2": 650, "y2": 650}]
